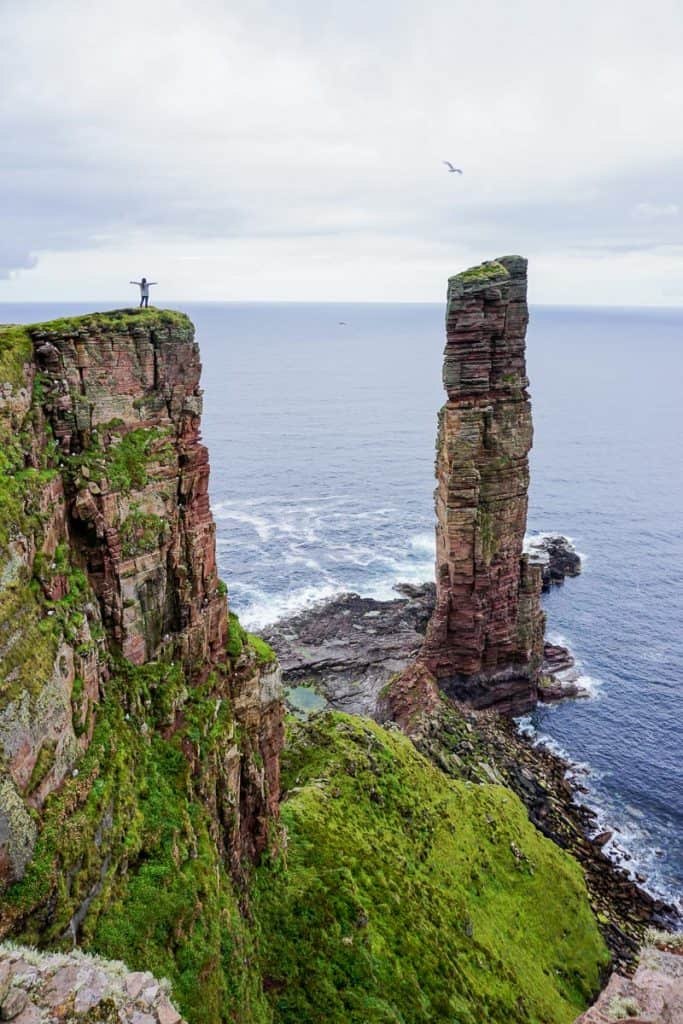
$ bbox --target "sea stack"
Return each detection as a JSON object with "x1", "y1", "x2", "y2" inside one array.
[{"x1": 422, "y1": 256, "x2": 544, "y2": 713}]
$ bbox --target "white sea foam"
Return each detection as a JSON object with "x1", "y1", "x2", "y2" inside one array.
[
  {"x1": 409, "y1": 532, "x2": 436, "y2": 555},
  {"x1": 236, "y1": 582, "x2": 346, "y2": 630},
  {"x1": 212, "y1": 505, "x2": 274, "y2": 542},
  {"x1": 572, "y1": 674, "x2": 602, "y2": 698}
]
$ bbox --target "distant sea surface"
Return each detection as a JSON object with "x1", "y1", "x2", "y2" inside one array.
[{"x1": 4, "y1": 299, "x2": 682, "y2": 913}]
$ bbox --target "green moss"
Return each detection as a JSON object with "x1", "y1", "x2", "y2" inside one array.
[
  {"x1": 477, "y1": 506, "x2": 497, "y2": 565},
  {"x1": 450, "y1": 260, "x2": 510, "y2": 287},
  {"x1": 254, "y1": 714, "x2": 608, "y2": 1024},
  {"x1": 26, "y1": 741, "x2": 57, "y2": 796},
  {"x1": 22, "y1": 308, "x2": 193, "y2": 337},
  {"x1": 6, "y1": 661, "x2": 270, "y2": 1024},
  {"x1": 0, "y1": 325, "x2": 32, "y2": 391},
  {"x1": 226, "y1": 611, "x2": 247, "y2": 660},
  {"x1": 246, "y1": 633, "x2": 277, "y2": 664},
  {"x1": 64, "y1": 427, "x2": 173, "y2": 494},
  {"x1": 119, "y1": 508, "x2": 167, "y2": 558}
]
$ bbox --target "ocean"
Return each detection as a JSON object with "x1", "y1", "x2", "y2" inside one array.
[{"x1": 4, "y1": 299, "x2": 682, "y2": 914}]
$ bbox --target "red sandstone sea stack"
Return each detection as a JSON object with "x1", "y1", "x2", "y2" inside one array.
[{"x1": 421, "y1": 256, "x2": 545, "y2": 714}]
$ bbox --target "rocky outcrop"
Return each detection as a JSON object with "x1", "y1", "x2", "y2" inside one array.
[
  {"x1": 264, "y1": 584, "x2": 433, "y2": 716},
  {"x1": 421, "y1": 257, "x2": 544, "y2": 714},
  {"x1": 0, "y1": 309, "x2": 283, "y2": 916},
  {"x1": 0, "y1": 943, "x2": 185, "y2": 1024},
  {"x1": 574, "y1": 936, "x2": 683, "y2": 1023},
  {"x1": 526, "y1": 533, "x2": 582, "y2": 591}
]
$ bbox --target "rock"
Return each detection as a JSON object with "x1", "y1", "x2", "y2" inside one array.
[
  {"x1": 574, "y1": 941, "x2": 683, "y2": 1023},
  {"x1": 526, "y1": 534, "x2": 582, "y2": 591},
  {"x1": 421, "y1": 257, "x2": 545, "y2": 715},
  {"x1": 0, "y1": 945, "x2": 187, "y2": 1024},
  {"x1": 264, "y1": 585, "x2": 434, "y2": 716},
  {"x1": 157, "y1": 998, "x2": 182, "y2": 1024},
  {"x1": 10, "y1": 1004, "x2": 40, "y2": 1024},
  {"x1": 543, "y1": 642, "x2": 575, "y2": 673},
  {"x1": 124, "y1": 972, "x2": 151, "y2": 1001},
  {"x1": 1, "y1": 988, "x2": 27, "y2": 1020}
]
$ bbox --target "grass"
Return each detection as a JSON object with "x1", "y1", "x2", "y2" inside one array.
[
  {"x1": 0, "y1": 325, "x2": 32, "y2": 391},
  {"x1": 450, "y1": 260, "x2": 510, "y2": 287},
  {"x1": 20, "y1": 308, "x2": 193, "y2": 336},
  {"x1": 253, "y1": 713, "x2": 609, "y2": 1024}
]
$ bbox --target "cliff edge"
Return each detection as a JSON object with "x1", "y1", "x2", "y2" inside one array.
[{"x1": 0, "y1": 309, "x2": 282, "y2": 1023}]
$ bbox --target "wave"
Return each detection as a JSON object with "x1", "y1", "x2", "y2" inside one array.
[{"x1": 233, "y1": 582, "x2": 346, "y2": 630}]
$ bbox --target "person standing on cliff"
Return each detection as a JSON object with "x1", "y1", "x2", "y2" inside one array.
[{"x1": 130, "y1": 277, "x2": 157, "y2": 308}]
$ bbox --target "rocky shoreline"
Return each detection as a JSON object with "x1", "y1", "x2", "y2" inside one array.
[
  {"x1": 264, "y1": 535, "x2": 590, "y2": 717},
  {"x1": 264, "y1": 536, "x2": 679, "y2": 969}
]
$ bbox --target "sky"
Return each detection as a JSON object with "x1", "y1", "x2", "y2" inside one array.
[{"x1": 1, "y1": 0, "x2": 682, "y2": 305}]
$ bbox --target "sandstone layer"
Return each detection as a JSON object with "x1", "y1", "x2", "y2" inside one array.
[
  {"x1": 0, "y1": 309, "x2": 282, "y2": 916},
  {"x1": 421, "y1": 256, "x2": 544, "y2": 713}
]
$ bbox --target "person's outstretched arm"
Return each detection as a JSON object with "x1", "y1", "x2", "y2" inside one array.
[
  {"x1": 130, "y1": 280, "x2": 141, "y2": 285},
  {"x1": 149, "y1": 281, "x2": 158, "y2": 285}
]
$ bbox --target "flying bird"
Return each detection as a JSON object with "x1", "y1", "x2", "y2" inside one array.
[{"x1": 443, "y1": 161, "x2": 463, "y2": 174}]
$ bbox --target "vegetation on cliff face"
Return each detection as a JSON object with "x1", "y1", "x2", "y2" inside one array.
[
  {"x1": 3, "y1": 656, "x2": 272, "y2": 1024},
  {"x1": 253, "y1": 713, "x2": 609, "y2": 1024}
]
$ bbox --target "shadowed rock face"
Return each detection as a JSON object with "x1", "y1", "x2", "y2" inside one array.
[
  {"x1": 0, "y1": 309, "x2": 282, "y2": 893},
  {"x1": 421, "y1": 257, "x2": 544, "y2": 714}
]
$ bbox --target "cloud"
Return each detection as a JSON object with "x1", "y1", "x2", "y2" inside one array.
[
  {"x1": 632, "y1": 202, "x2": 680, "y2": 220},
  {"x1": 1, "y1": 0, "x2": 683, "y2": 302}
]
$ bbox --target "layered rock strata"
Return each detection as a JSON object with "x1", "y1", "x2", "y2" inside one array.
[
  {"x1": 0, "y1": 309, "x2": 282, "y2": 904},
  {"x1": 421, "y1": 256, "x2": 544, "y2": 713}
]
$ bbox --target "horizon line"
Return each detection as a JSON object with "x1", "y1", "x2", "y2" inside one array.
[{"x1": 1, "y1": 298, "x2": 683, "y2": 314}]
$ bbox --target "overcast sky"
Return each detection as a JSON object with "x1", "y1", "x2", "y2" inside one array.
[{"x1": 1, "y1": 0, "x2": 682, "y2": 305}]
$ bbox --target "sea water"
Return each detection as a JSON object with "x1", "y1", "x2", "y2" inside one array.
[{"x1": 4, "y1": 299, "x2": 681, "y2": 912}]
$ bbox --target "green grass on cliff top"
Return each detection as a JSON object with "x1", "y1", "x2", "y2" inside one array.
[
  {"x1": 449, "y1": 259, "x2": 510, "y2": 287},
  {"x1": 19, "y1": 307, "x2": 192, "y2": 335},
  {"x1": 0, "y1": 310, "x2": 192, "y2": 390},
  {"x1": 254, "y1": 712, "x2": 608, "y2": 1024}
]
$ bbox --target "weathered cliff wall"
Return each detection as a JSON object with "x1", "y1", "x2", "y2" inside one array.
[
  {"x1": 422, "y1": 256, "x2": 544, "y2": 713},
  {"x1": 0, "y1": 309, "x2": 282, "y2": 1022}
]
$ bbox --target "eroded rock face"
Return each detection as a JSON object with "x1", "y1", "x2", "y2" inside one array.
[
  {"x1": 0, "y1": 310, "x2": 282, "y2": 897},
  {"x1": 0, "y1": 943, "x2": 186, "y2": 1024},
  {"x1": 32, "y1": 311, "x2": 226, "y2": 670},
  {"x1": 422, "y1": 257, "x2": 544, "y2": 714}
]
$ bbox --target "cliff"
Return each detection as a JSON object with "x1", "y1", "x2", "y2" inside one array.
[
  {"x1": 0, "y1": 303, "x2": 654, "y2": 1024},
  {"x1": 422, "y1": 256, "x2": 545, "y2": 713},
  {"x1": 0, "y1": 309, "x2": 282, "y2": 1022}
]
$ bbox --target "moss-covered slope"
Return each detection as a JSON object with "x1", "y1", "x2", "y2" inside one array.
[{"x1": 254, "y1": 713, "x2": 609, "y2": 1024}]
